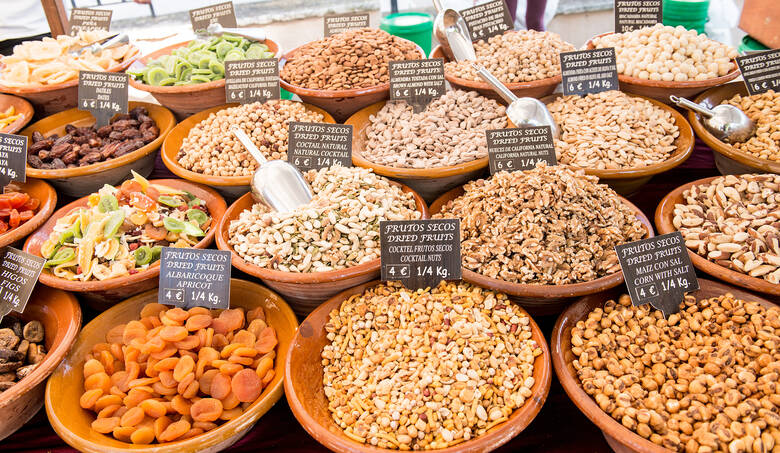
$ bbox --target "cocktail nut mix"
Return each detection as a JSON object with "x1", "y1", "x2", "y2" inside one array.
[{"x1": 723, "y1": 90, "x2": 780, "y2": 161}]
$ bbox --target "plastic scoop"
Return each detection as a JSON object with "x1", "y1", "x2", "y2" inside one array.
[
  {"x1": 670, "y1": 95, "x2": 756, "y2": 144},
  {"x1": 472, "y1": 63, "x2": 560, "y2": 138},
  {"x1": 206, "y1": 23, "x2": 267, "y2": 42},
  {"x1": 68, "y1": 32, "x2": 129, "y2": 57},
  {"x1": 231, "y1": 127, "x2": 313, "y2": 212}
]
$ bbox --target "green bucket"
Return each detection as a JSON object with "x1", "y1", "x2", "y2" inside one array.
[
  {"x1": 663, "y1": 0, "x2": 709, "y2": 23},
  {"x1": 380, "y1": 12, "x2": 434, "y2": 56},
  {"x1": 738, "y1": 35, "x2": 770, "y2": 54}
]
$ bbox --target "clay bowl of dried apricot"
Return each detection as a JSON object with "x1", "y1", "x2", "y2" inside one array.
[{"x1": 46, "y1": 278, "x2": 298, "y2": 453}]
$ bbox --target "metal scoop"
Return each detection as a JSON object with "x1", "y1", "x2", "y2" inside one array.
[
  {"x1": 670, "y1": 95, "x2": 756, "y2": 144},
  {"x1": 472, "y1": 64, "x2": 560, "y2": 138},
  {"x1": 433, "y1": 0, "x2": 473, "y2": 60},
  {"x1": 68, "y1": 32, "x2": 129, "y2": 57},
  {"x1": 231, "y1": 127, "x2": 312, "y2": 212},
  {"x1": 206, "y1": 23, "x2": 266, "y2": 42}
]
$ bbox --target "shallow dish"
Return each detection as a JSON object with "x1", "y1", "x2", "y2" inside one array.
[
  {"x1": 552, "y1": 278, "x2": 775, "y2": 453},
  {"x1": 161, "y1": 102, "x2": 335, "y2": 200},
  {"x1": 279, "y1": 41, "x2": 425, "y2": 123},
  {"x1": 45, "y1": 278, "x2": 298, "y2": 453},
  {"x1": 430, "y1": 45, "x2": 561, "y2": 102},
  {"x1": 0, "y1": 93, "x2": 33, "y2": 134},
  {"x1": 285, "y1": 279, "x2": 552, "y2": 453},
  {"x1": 0, "y1": 178, "x2": 57, "y2": 249},
  {"x1": 690, "y1": 81, "x2": 780, "y2": 175},
  {"x1": 0, "y1": 285, "x2": 81, "y2": 441},
  {"x1": 585, "y1": 32, "x2": 740, "y2": 103},
  {"x1": 23, "y1": 178, "x2": 226, "y2": 307},
  {"x1": 216, "y1": 184, "x2": 428, "y2": 316},
  {"x1": 19, "y1": 101, "x2": 175, "y2": 198},
  {"x1": 655, "y1": 175, "x2": 780, "y2": 298},
  {"x1": 539, "y1": 92, "x2": 695, "y2": 195},
  {"x1": 346, "y1": 100, "x2": 490, "y2": 203},
  {"x1": 430, "y1": 184, "x2": 654, "y2": 315},
  {"x1": 128, "y1": 40, "x2": 280, "y2": 120}
]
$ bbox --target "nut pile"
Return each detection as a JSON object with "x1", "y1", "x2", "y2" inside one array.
[
  {"x1": 673, "y1": 174, "x2": 780, "y2": 283},
  {"x1": 0, "y1": 317, "x2": 47, "y2": 391},
  {"x1": 592, "y1": 24, "x2": 738, "y2": 81},
  {"x1": 322, "y1": 281, "x2": 543, "y2": 450},
  {"x1": 80, "y1": 303, "x2": 278, "y2": 444},
  {"x1": 28, "y1": 106, "x2": 159, "y2": 169},
  {"x1": 280, "y1": 28, "x2": 420, "y2": 90},
  {"x1": 572, "y1": 292, "x2": 780, "y2": 453},
  {"x1": 228, "y1": 166, "x2": 421, "y2": 272},
  {"x1": 177, "y1": 101, "x2": 324, "y2": 177},
  {"x1": 433, "y1": 165, "x2": 647, "y2": 284},
  {"x1": 723, "y1": 90, "x2": 780, "y2": 161},
  {"x1": 363, "y1": 90, "x2": 507, "y2": 168},
  {"x1": 547, "y1": 90, "x2": 680, "y2": 169},
  {"x1": 445, "y1": 30, "x2": 574, "y2": 83}
]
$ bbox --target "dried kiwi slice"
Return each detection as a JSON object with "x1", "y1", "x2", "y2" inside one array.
[
  {"x1": 103, "y1": 210, "x2": 125, "y2": 238},
  {"x1": 45, "y1": 248, "x2": 75, "y2": 268},
  {"x1": 134, "y1": 246, "x2": 153, "y2": 266}
]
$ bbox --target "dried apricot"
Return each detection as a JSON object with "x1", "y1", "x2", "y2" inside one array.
[
  {"x1": 140, "y1": 303, "x2": 167, "y2": 318},
  {"x1": 188, "y1": 307, "x2": 210, "y2": 317},
  {"x1": 112, "y1": 425, "x2": 136, "y2": 442},
  {"x1": 221, "y1": 391, "x2": 240, "y2": 410},
  {"x1": 122, "y1": 321, "x2": 147, "y2": 345},
  {"x1": 255, "y1": 357, "x2": 273, "y2": 380},
  {"x1": 209, "y1": 373, "x2": 231, "y2": 400},
  {"x1": 153, "y1": 415, "x2": 171, "y2": 441},
  {"x1": 190, "y1": 398, "x2": 223, "y2": 422},
  {"x1": 83, "y1": 358, "x2": 105, "y2": 378},
  {"x1": 246, "y1": 306, "x2": 265, "y2": 322},
  {"x1": 130, "y1": 426, "x2": 155, "y2": 444},
  {"x1": 159, "y1": 326, "x2": 188, "y2": 342},
  {"x1": 192, "y1": 421, "x2": 218, "y2": 431},
  {"x1": 139, "y1": 399, "x2": 167, "y2": 418},
  {"x1": 120, "y1": 406, "x2": 145, "y2": 427},
  {"x1": 173, "y1": 355, "x2": 195, "y2": 382},
  {"x1": 158, "y1": 419, "x2": 191, "y2": 442},
  {"x1": 165, "y1": 307, "x2": 189, "y2": 323},
  {"x1": 254, "y1": 327, "x2": 277, "y2": 355},
  {"x1": 80, "y1": 389, "x2": 103, "y2": 409},
  {"x1": 233, "y1": 330, "x2": 255, "y2": 346},
  {"x1": 261, "y1": 369, "x2": 275, "y2": 386},
  {"x1": 186, "y1": 314, "x2": 212, "y2": 331},
  {"x1": 179, "y1": 427, "x2": 205, "y2": 440},
  {"x1": 174, "y1": 335, "x2": 200, "y2": 350},
  {"x1": 94, "y1": 394, "x2": 123, "y2": 412},
  {"x1": 232, "y1": 369, "x2": 263, "y2": 403},
  {"x1": 97, "y1": 404, "x2": 121, "y2": 419},
  {"x1": 105, "y1": 324, "x2": 126, "y2": 344},
  {"x1": 199, "y1": 369, "x2": 219, "y2": 396},
  {"x1": 171, "y1": 394, "x2": 192, "y2": 415},
  {"x1": 219, "y1": 407, "x2": 243, "y2": 421},
  {"x1": 91, "y1": 417, "x2": 120, "y2": 434},
  {"x1": 158, "y1": 370, "x2": 177, "y2": 388}
]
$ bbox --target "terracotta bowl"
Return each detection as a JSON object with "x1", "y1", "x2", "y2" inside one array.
[
  {"x1": 0, "y1": 93, "x2": 33, "y2": 134},
  {"x1": 430, "y1": 184, "x2": 655, "y2": 315},
  {"x1": 655, "y1": 176, "x2": 780, "y2": 299},
  {"x1": 552, "y1": 278, "x2": 776, "y2": 453},
  {"x1": 46, "y1": 278, "x2": 298, "y2": 453},
  {"x1": 161, "y1": 102, "x2": 335, "y2": 200},
  {"x1": 430, "y1": 45, "x2": 561, "y2": 102},
  {"x1": 23, "y1": 179, "x2": 227, "y2": 308},
  {"x1": 0, "y1": 178, "x2": 57, "y2": 249},
  {"x1": 0, "y1": 285, "x2": 81, "y2": 441},
  {"x1": 538, "y1": 93, "x2": 695, "y2": 196},
  {"x1": 285, "y1": 279, "x2": 552, "y2": 453},
  {"x1": 690, "y1": 82, "x2": 780, "y2": 175},
  {"x1": 129, "y1": 40, "x2": 280, "y2": 121},
  {"x1": 585, "y1": 32, "x2": 741, "y2": 103},
  {"x1": 346, "y1": 100, "x2": 491, "y2": 203},
  {"x1": 216, "y1": 184, "x2": 429, "y2": 316},
  {"x1": 19, "y1": 101, "x2": 176, "y2": 198},
  {"x1": 0, "y1": 48, "x2": 139, "y2": 117},
  {"x1": 279, "y1": 41, "x2": 425, "y2": 123}
]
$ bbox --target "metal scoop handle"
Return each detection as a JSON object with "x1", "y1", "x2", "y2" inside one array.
[
  {"x1": 472, "y1": 63, "x2": 518, "y2": 105},
  {"x1": 432, "y1": 0, "x2": 444, "y2": 12},
  {"x1": 670, "y1": 95, "x2": 714, "y2": 119},
  {"x1": 231, "y1": 127, "x2": 268, "y2": 164},
  {"x1": 70, "y1": 32, "x2": 129, "y2": 56},
  {"x1": 207, "y1": 23, "x2": 266, "y2": 42}
]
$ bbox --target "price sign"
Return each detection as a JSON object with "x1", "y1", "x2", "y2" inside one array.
[
  {"x1": 736, "y1": 49, "x2": 780, "y2": 95},
  {"x1": 77, "y1": 71, "x2": 128, "y2": 128},
  {"x1": 560, "y1": 48, "x2": 619, "y2": 96},
  {"x1": 486, "y1": 126, "x2": 556, "y2": 174},
  {"x1": 389, "y1": 59, "x2": 446, "y2": 113},
  {"x1": 287, "y1": 122, "x2": 352, "y2": 171},
  {"x1": 460, "y1": 0, "x2": 514, "y2": 41},
  {"x1": 615, "y1": 232, "x2": 699, "y2": 317},
  {"x1": 324, "y1": 12, "x2": 370, "y2": 37},
  {"x1": 380, "y1": 219, "x2": 461, "y2": 290},
  {"x1": 0, "y1": 133, "x2": 27, "y2": 188},
  {"x1": 614, "y1": 0, "x2": 662, "y2": 33},
  {"x1": 69, "y1": 8, "x2": 112, "y2": 35},
  {"x1": 0, "y1": 247, "x2": 45, "y2": 323},
  {"x1": 189, "y1": 1, "x2": 237, "y2": 34},
  {"x1": 225, "y1": 59, "x2": 280, "y2": 104},
  {"x1": 158, "y1": 248, "x2": 231, "y2": 309}
]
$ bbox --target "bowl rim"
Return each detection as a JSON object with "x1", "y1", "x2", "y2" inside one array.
[
  {"x1": 0, "y1": 46, "x2": 139, "y2": 95},
  {"x1": 585, "y1": 31, "x2": 741, "y2": 88},
  {"x1": 44, "y1": 278, "x2": 298, "y2": 453},
  {"x1": 654, "y1": 174, "x2": 780, "y2": 296},
  {"x1": 22, "y1": 178, "x2": 227, "y2": 292},
  {"x1": 0, "y1": 178, "x2": 58, "y2": 249},
  {"x1": 346, "y1": 100, "x2": 491, "y2": 179},
  {"x1": 279, "y1": 38, "x2": 426, "y2": 98},
  {"x1": 20, "y1": 101, "x2": 176, "y2": 179},
  {"x1": 284, "y1": 279, "x2": 553, "y2": 453},
  {"x1": 215, "y1": 182, "x2": 429, "y2": 284},
  {"x1": 0, "y1": 93, "x2": 34, "y2": 134},
  {"x1": 551, "y1": 278, "x2": 777, "y2": 453},
  {"x1": 161, "y1": 101, "x2": 336, "y2": 187},
  {"x1": 538, "y1": 92, "x2": 696, "y2": 179},
  {"x1": 689, "y1": 81, "x2": 780, "y2": 174},
  {"x1": 127, "y1": 39, "x2": 279, "y2": 94},
  {"x1": 429, "y1": 182, "x2": 655, "y2": 298},
  {"x1": 0, "y1": 285, "x2": 81, "y2": 411}
]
